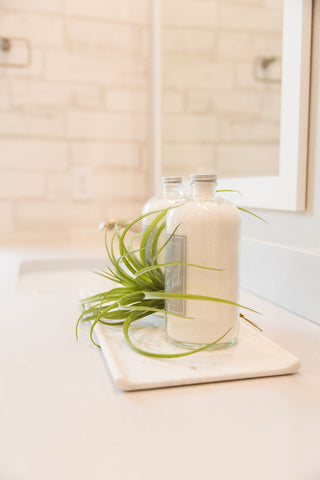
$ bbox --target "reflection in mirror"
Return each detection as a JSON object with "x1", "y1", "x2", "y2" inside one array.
[{"x1": 161, "y1": 0, "x2": 284, "y2": 179}]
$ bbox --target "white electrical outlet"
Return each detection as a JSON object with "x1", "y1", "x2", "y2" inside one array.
[{"x1": 72, "y1": 166, "x2": 92, "y2": 200}]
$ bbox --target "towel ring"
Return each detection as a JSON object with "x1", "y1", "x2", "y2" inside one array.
[{"x1": 0, "y1": 36, "x2": 32, "y2": 68}]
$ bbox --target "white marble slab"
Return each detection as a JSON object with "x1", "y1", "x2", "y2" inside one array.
[{"x1": 94, "y1": 316, "x2": 300, "y2": 391}]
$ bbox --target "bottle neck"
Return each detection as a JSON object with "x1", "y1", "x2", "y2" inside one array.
[
  {"x1": 192, "y1": 181, "x2": 217, "y2": 201},
  {"x1": 162, "y1": 183, "x2": 183, "y2": 199}
]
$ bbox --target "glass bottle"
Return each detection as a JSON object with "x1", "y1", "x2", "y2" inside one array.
[
  {"x1": 142, "y1": 176, "x2": 184, "y2": 264},
  {"x1": 165, "y1": 174, "x2": 241, "y2": 349}
]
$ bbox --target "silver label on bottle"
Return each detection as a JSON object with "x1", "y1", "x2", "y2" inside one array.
[{"x1": 165, "y1": 233, "x2": 186, "y2": 316}]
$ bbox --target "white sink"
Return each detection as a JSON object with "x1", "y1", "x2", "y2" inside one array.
[{"x1": 16, "y1": 257, "x2": 109, "y2": 295}]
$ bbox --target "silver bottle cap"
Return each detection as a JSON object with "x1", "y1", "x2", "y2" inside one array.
[
  {"x1": 190, "y1": 174, "x2": 217, "y2": 183},
  {"x1": 161, "y1": 176, "x2": 183, "y2": 184}
]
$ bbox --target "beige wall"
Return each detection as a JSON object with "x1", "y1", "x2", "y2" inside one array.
[
  {"x1": 0, "y1": 0, "x2": 150, "y2": 243},
  {"x1": 162, "y1": 0, "x2": 283, "y2": 179}
]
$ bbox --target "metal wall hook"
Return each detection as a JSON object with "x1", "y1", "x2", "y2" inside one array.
[
  {"x1": 253, "y1": 56, "x2": 282, "y2": 84},
  {"x1": 0, "y1": 36, "x2": 32, "y2": 68},
  {"x1": 0, "y1": 37, "x2": 11, "y2": 51},
  {"x1": 260, "y1": 56, "x2": 277, "y2": 69}
]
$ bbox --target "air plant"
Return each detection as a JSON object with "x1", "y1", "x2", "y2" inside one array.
[{"x1": 76, "y1": 202, "x2": 262, "y2": 359}]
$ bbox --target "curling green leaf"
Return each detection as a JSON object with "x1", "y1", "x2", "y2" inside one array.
[{"x1": 76, "y1": 196, "x2": 263, "y2": 357}]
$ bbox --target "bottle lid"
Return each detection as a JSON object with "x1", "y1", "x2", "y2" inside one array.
[
  {"x1": 190, "y1": 174, "x2": 217, "y2": 183},
  {"x1": 161, "y1": 176, "x2": 183, "y2": 184}
]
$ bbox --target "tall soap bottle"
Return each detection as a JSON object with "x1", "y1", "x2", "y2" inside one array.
[
  {"x1": 142, "y1": 176, "x2": 184, "y2": 264},
  {"x1": 165, "y1": 174, "x2": 241, "y2": 348}
]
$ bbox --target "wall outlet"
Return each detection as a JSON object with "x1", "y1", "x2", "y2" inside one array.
[{"x1": 72, "y1": 166, "x2": 92, "y2": 200}]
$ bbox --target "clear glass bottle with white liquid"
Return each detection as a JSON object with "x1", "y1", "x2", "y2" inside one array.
[
  {"x1": 142, "y1": 176, "x2": 184, "y2": 264},
  {"x1": 165, "y1": 174, "x2": 241, "y2": 349}
]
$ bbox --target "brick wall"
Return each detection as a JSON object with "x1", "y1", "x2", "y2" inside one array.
[
  {"x1": 0, "y1": 0, "x2": 150, "y2": 243},
  {"x1": 0, "y1": 0, "x2": 284, "y2": 243},
  {"x1": 162, "y1": 0, "x2": 283, "y2": 179}
]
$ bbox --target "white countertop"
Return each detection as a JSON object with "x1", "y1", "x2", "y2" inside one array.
[{"x1": 1, "y1": 244, "x2": 320, "y2": 480}]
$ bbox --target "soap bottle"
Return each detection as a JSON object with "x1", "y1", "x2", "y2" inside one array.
[
  {"x1": 165, "y1": 174, "x2": 241, "y2": 348},
  {"x1": 142, "y1": 176, "x2": 184, "y2": 264}
]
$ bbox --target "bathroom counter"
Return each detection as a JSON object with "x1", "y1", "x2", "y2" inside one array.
[{"x1": 1, "y1": 244, "x2": 320, "y2": 480}]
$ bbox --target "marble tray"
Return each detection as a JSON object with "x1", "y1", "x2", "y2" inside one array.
[{"x1": 94, "y1": 316, "x2": 300, "y2": 391}]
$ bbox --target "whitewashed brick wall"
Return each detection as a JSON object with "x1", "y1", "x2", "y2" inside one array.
[
  {"x1": 0, "y1": 0, "x2": 150, "y2": 243},
  {"x1": 162, "y1": 0, "x2": 283, "y2": 179}
]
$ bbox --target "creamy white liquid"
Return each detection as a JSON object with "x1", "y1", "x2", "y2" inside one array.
[{"x1": 165, "y1": 196, "x2": 241, "y2": 346}]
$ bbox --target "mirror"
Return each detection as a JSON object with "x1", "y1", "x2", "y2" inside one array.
[{"x1": 151, "y1": 0, "x2": 312, "y2": 211}]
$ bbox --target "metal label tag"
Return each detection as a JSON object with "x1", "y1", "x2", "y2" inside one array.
[{"x1": 165, "y1": 233, "x2": 186, "y2": 316}]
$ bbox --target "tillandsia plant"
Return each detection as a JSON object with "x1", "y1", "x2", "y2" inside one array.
[{"x1": 76, "y1": 202, "x2": 263, "y2": 359}]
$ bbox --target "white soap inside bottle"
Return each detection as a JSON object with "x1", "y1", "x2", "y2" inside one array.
[{"x1": 165, "y1": 174, "x2": 241, "y2": 349}]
